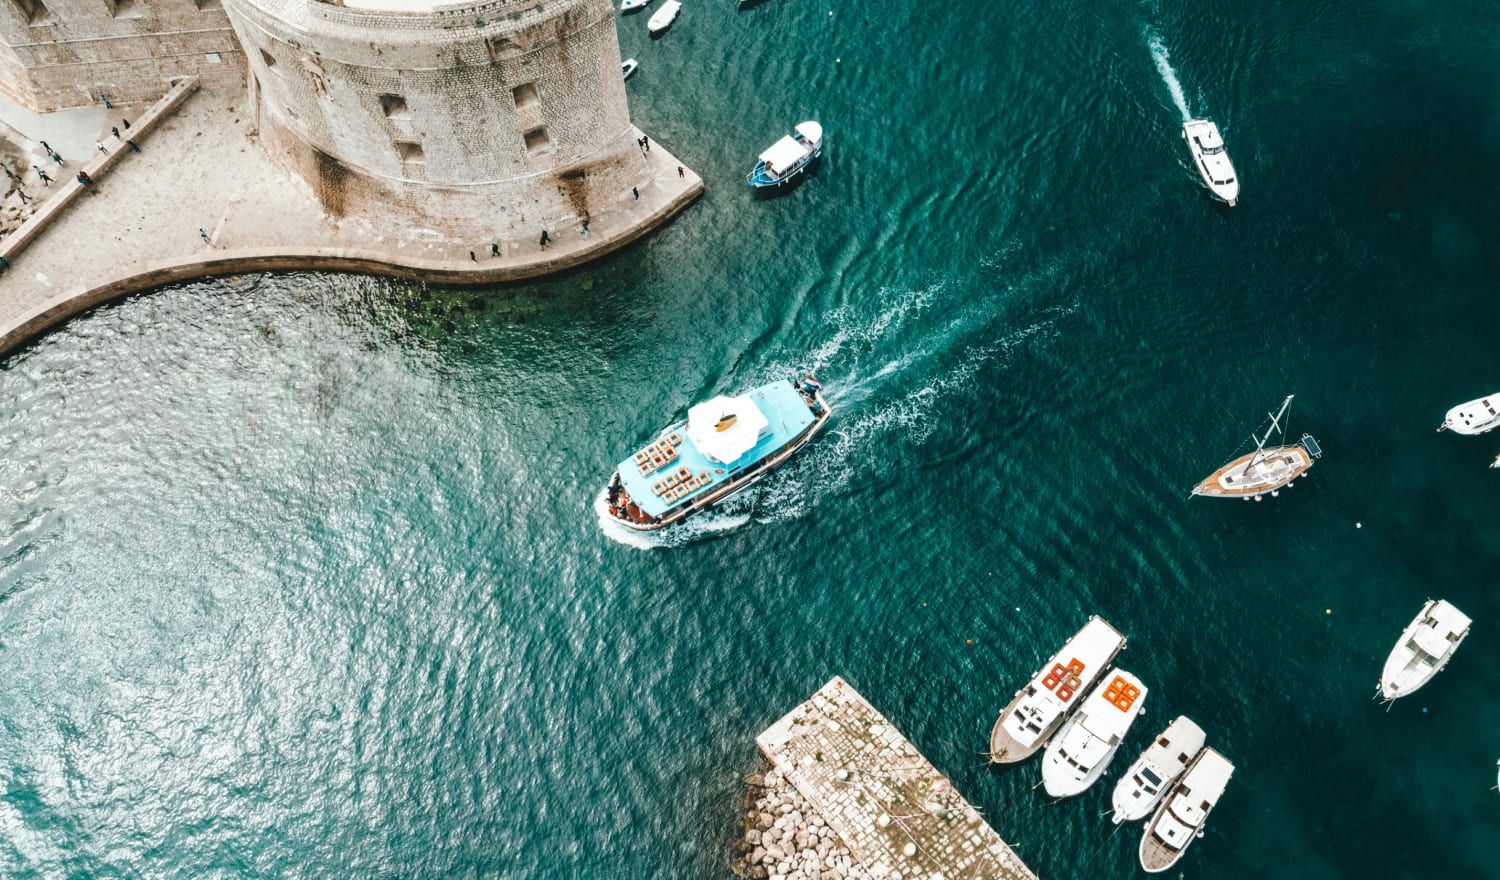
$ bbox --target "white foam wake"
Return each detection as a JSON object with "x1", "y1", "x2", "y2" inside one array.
[
  {"x1": 1145, "y1": 27, "x2": 1192, "y2": 121},
  {"x1": 593, "y1": 485, "x2": 752, "y2": 551}
]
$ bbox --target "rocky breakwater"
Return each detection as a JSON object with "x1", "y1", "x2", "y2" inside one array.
[{"x1": 735, "y1": 766, "x2": 869, "y2": 880}]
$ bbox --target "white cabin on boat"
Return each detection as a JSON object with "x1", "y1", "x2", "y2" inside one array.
[
  {"x1": 1380, "y1": 599, "x2": 1471, "y2": 700},
  {"x1": 989, "y1": 616, "x2": 1126, "y2": 763},
  {"x1": 1112, "y1": 716, "x2": 1206, "y2": 824},
  {"x1": 1441, "y1": 394, "x2": 1500, "y2": 435},
  {"x1": 1140, "y1": 748, "x2": 1234, "y2": 873},
  {"x1": 1183, "y1": 119, "x2": 1239, "y2": 206},
  {"x1": 1042, "y1": 670, "x2": 1148, "y2": 797}
]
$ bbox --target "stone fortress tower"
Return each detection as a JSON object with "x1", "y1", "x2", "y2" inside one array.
[{"x1": 223, "y1": 0, "x2": 679, "y2": 237}]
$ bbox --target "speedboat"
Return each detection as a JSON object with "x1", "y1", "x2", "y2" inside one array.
[
  {"x1": 1111, "y1": 716, "x2": 1206, "y2": 824},
  {"x1": 1139, "y1": 748, "x2": 1234, "y2": 874},
  {"x1": 988, "y1": 616, "x2": 1126, "y2": 764},
  {"x1": 1192, "y1": 395, "x2": 1322, "y2": 501},
  {"x1": 1182, "y1": 119, "x2": 1239, "y2": 206},
  {"x1": 747, "y1": 122, "x2": 823, "y2": 189},
  {"x1": 621, "y1": 58, "x2": 639, "y2": 80},
  {"x1": 1041, "y1": 670, "x2": 1148, "y2": 797},
  {"x1": 619, "y1": 0, "x2": 650, "y2": 12},
  {"x1": 1438, "y1": 393, "x2": 1500, "y2": 434},
  {"x1": 647, "y1": 0, "x2": 680, "y2": 34},
  {"x1": 601, "y1": 377, "x2": 829, "y2": 532},
  {"x1": 1378, "y1": 599, "x2": 1471, "y2": 701}
]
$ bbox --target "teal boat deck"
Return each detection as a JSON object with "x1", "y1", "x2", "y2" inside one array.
[{"x1": 616, "y1": 380, "x2": 817, "y2": 518}]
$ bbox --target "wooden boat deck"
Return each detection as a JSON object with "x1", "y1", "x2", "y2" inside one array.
[{"x1": 1192, "y1": 445, "x2": 1312, "y2": 497}]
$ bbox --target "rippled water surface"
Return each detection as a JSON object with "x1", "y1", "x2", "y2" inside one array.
[{"x1": 3, "y1": 0, "x2": 1499, "y2": 877}]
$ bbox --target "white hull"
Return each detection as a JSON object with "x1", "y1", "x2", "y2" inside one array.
[
  {"x1": 989, "y1": 616, "x2": 1126, "y2": 763},
  {"x1": 1111, "y1": 716, "x2": 1206, "y2": 824},
  {"x1": 1183, "y1": 119, "x2": 1239, "y2": 206},
  {"x1": 647, "y1": 0, "x2": 680, "y2": 33},
  {"x1": 1041, "y1": 670, "x2": 1147, "y2": 797},
  {"x1": 1140, "y1": 748, "x2": 1234, "y2": 873},
  {"x1": 1379, "y1": 599, "x2": 1470, "y2": 700},
  {"x1": 1440, "y1": 394, "x2": 1500, "y2": 435}
]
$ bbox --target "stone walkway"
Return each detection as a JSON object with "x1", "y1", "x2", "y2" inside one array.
[
  {"x1": 757, "y1": 677, "x2": 1036, "y2": 880},
  {"x1": 0, "y1": 79, "x2": 702, "y2": 357}
]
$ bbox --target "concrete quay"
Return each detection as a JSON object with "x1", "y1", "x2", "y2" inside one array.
[
  {"x1": 745, "y1": 677, "x2": 1036, "y2": 880},
  {"x1": 0, "y1": 79, "x2": 702, "y2": 359}
]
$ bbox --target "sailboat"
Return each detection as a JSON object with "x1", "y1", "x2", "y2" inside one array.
[{"x1": 1192, "y1": 395, "x2": 1322, "y2": 501}]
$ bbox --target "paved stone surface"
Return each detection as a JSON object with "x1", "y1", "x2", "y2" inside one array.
[
  {"x1": 0, "y1": 79, "x2": 701, "y2": 356},
  {"x1": 757, "y1": 677, "x2": 1037, "y2": 880}
]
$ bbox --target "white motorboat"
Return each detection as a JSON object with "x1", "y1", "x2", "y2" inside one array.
[
  {"x1": 1139, "y1": 748, "x2": 1234, "y2": 874},
  {"x1": 647, "y1": 0, "x2": 680, "y2": 34},
  {"x1": 988, "y1": 616, "x2": 1126, "y2": 764},
  {"x1": 1192, "y1": 395, "x2": 1322, "y2": 501},
  {"x1": 1111, "y1": 716, "x2": 1206, "y2": 824},
  {"x1": 747, "y1": 122, "x2": 823, "y2": 189},
  {"x1": 621, "y1": 58, "x2": 639, "y2": 80},
  {"x1": 1378, "y1": 599, "x2": 1471, "y2": 701},
  {"x1": 1041, "y1": 670, "x2": 1148, "y2": 797},
  {"x1": 1182, "y1": 119, "x2": 1239, "y2": 206},
  {"x1": 620, "y1": 0, "x2": 651, "y2": 11},
  {"x1": 1438, "y1": 393, "x2": 1500, "y2": 435}
]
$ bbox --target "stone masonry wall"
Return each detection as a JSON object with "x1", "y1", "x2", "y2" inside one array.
[
  {"x1": 220, "y1": 0, "x2": 657, "y2": 238},
  {"x1": 0, "y1": 0, "x2": 244, "y2": 110}
]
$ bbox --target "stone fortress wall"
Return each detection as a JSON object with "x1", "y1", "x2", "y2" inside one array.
[
  {"x1": 0, "y1": 0, "x2": 243, "y2": 110},
  {"x1": 222, "y1": 0, "x2": 655, "y2": 235}
]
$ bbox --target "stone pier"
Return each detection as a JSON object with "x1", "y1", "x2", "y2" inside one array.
[{"x1": 746, "y1": 677, "x2": 1035, "y2": 880}]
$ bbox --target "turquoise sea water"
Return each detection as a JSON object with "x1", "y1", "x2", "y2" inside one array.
[{"x1": 3, "y1": 0, "x2": 1499, "y2": 877}]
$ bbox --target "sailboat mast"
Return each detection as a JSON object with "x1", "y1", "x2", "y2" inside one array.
[{"x1": 1245, "y1": 395, "x2": 1294, "y2": 473}]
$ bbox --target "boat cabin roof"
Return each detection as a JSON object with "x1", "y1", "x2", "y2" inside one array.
[
  {"x1": 1078, "y1": 671, "x2": 1147, "y2": 738},
  {"x1": 794, "y1": 121, "x2": 823, "y2": 144},
  {"x1": 1171, "y1": 748, "x2": 1234, "y2": 825},
  {"x1": 759, "y1": 136, "x2": 810, "y2": 174},
  {"x1": 1185, "y1": 119, "x2": 1225, "y2": 149},
  {"x1": 1146, "y1": 716, "x2": 1206, "y2": 766},
  {"x1": 615, "y1": 380, "x2": 815, "y2": 518}
]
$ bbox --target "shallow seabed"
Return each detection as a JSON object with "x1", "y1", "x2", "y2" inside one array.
[{"x1": 2, "y1": 0, "x2": 1499, "y2": 877}]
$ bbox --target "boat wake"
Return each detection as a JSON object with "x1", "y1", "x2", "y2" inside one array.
[
  {"x1": 593, "y1": 486, "x2": 752, "y2": 550},
  {"x1": 1144, "y1": 26, "x2": 1192, "y2": 121}
]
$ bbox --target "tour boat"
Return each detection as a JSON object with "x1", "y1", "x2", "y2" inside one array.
[
  {"x1": 621, "y1": 58, "x2": 639, "y2": 80},
  {"x1": 747, "y1": 122, "x2": 823, "y2": 189},
  {"x1": 1378, "y1": 599, "x2": 1471, "y2": 701},
  {"x1": 619, "y1": 0, "x2": 650, "y2": 12},
  {"x1": 988, "y1": 616, "x2": 1126, "y2": 764},
  {"x1": 1182, "y1": 119, "x2": 1238, "y2": 206},
  {"x1": 1438, "y1": 393, "x2": 1500, "y2": 434},
  {"x1": 1192, "y1": 395, "x2": 1322, "y2": 501},
  {"x1": 1111, "y1": 716, "x2": 1206, "y2": 824},
  {"x1": 647, "y1": 0, "x2": 680, "y2": 34},
  {"x1": 1139, "y1": 748, "x2": 1234, "y2": 873},
  {"x1": 601, "y1": 377, "x2": 829, "y2": 532},
  {"x1": 1041, "y1": 670, "x2": 1148, "y2": 797}
]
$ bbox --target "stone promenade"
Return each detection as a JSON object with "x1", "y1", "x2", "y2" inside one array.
[
  {"x1": 0, "y1": 79, "x2": 702, "y2": 357},
  {"x1": 750, "y1": 677, "x2": 1036, "y2": 880}
]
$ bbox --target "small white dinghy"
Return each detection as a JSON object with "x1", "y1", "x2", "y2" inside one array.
[
  {"x1": 1182, "y1": 119, "x2": 1239, "y2": 206},
  {"x1": 1438, "y1": 393, "x2": 1500, "y2": 434},
  {"x1": 621, "y1": 58, "x2": 639, "y2": 80},
  {"x1": 1378, "y1": 599, "x2": 1471, "y2": 701},
  {"x1": 1041, "y1": 670, "x2": 1148, "y2": 797},
  {"x1": 647, "y1": 0, "x2": 680, "y2": 34},
  {"x1": 620, "y1": 0, "x2": 651, "y2": 11},
  {"x1": 1111, "y1": 716, "x2": 1206, "y2": 824}
]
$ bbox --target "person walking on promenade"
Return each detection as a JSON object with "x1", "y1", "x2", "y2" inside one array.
[
  {"x1": 34, "y1": 166, "x2": 51, "y2": 185},
  {"x1": 111, "y1": 126, "x2": 121, "y2": 140},
  {"x1": 50, "y1": 151, "x2": 62, "y2": 165},
  {"x1": 97, "y1": 142, "x2": 108, "y2": 155},
  {"x1": 490, "y1": 243, "x2": 500, "y2": 257},
  {"x1": 126, "y1": 140, "x2": 140, "y2": 153},
  {"x1": 632, "y1": 186, "x2": 639, "y2": 200},
  {"x1": 641, "y1": 135, "x2": 650, "y2": 153},
  {"x1": 76, "y1": 171, "x2": 93, "y2": 186},
  {"x1": 199, "y1": 227, "x2": 212, "y2": 246},
  {"x1": 2, "y1": 165, "x2": 14, "y2": 181},
  {"x1": 39, "y1": 140, "x2": 50, "y2": 154},
  {"x1": 580, "y1": 218, "x2": 590, "y2": 239},
  {"x1": 678, "y1": 165, "x2": 684, "y2": 178},
  {"x1": 121, "y1": 118, "x2": 131, "y2": 130},
  {"x1": 539, "y1": 229, "x2": 551, "y2": 248}
]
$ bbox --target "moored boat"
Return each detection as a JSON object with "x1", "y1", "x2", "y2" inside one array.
[
  {"x1": 619, "y1": 0, "x2": 650, "y2": 12},
  {"x1": 988, "y1": 616, "x2": 1126, "y2": 764},
  {"x1": 1378, "y1": 599, "x2": 1471, "y2": 701},
  {"x1": 647, "y1": 0, "x2": 680, "y2": 34},
  {"x1": 1139, "y1": 747, "x2": 1234, "y2": 874},
  {"x1": 1111, "y1": 716, "x2": 1206, "y2": 824},
  {"x1": 747, "y1": 121, "x2": 823, "y2": 189},
  {"x1": 1438, "y1": 393, "x2": 1500, "y2": 435},
  {"x1": 601, "y1": 377, "x2": 829, "y2": 532},
  {"x1": 1182, "y1": 119, "x2": 1239, "y2": 206},
  {"x1": 1041, "y1": 669, "x2": 1148, "y2": 797},
  {"x1": 1192, "y1": 395, "x2": 1322, "y2": 501},
  {"x1": 621, "y1": 58, "x2": 640, "y2": 80}
]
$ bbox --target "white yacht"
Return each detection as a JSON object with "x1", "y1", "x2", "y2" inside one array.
[
  {"x1": 1139, "y1": 748, "x2": 1234, "y2": 874},
  {"x1": 1193, "y1": 395, "x2": 1322, "y2": 501},
  {"x1": 1379, "y1": 599, "x2": 1471, "y2": 701},
  {"x1": 647, "y1": 0, "x2": 680, "y2": 34},
  {"x1": 619, "y1": 0, "x2": 650, "y2": 11},
  {"x1": 1111, "y1": 716, "x2": 1206, "y2": 823},
  {"x1": 1182, "y1": 119, "x2": 1239, "y2": 206},
  {"x1": 1041, "y1": 670, "x2": 1148, "y2": 797},
  {"x1": 988, "y1": 616, "x2": 1126, "y2": 764},
  {"x1": 1439, "y1": 393, "x2": 1500, "y2": 435}
]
